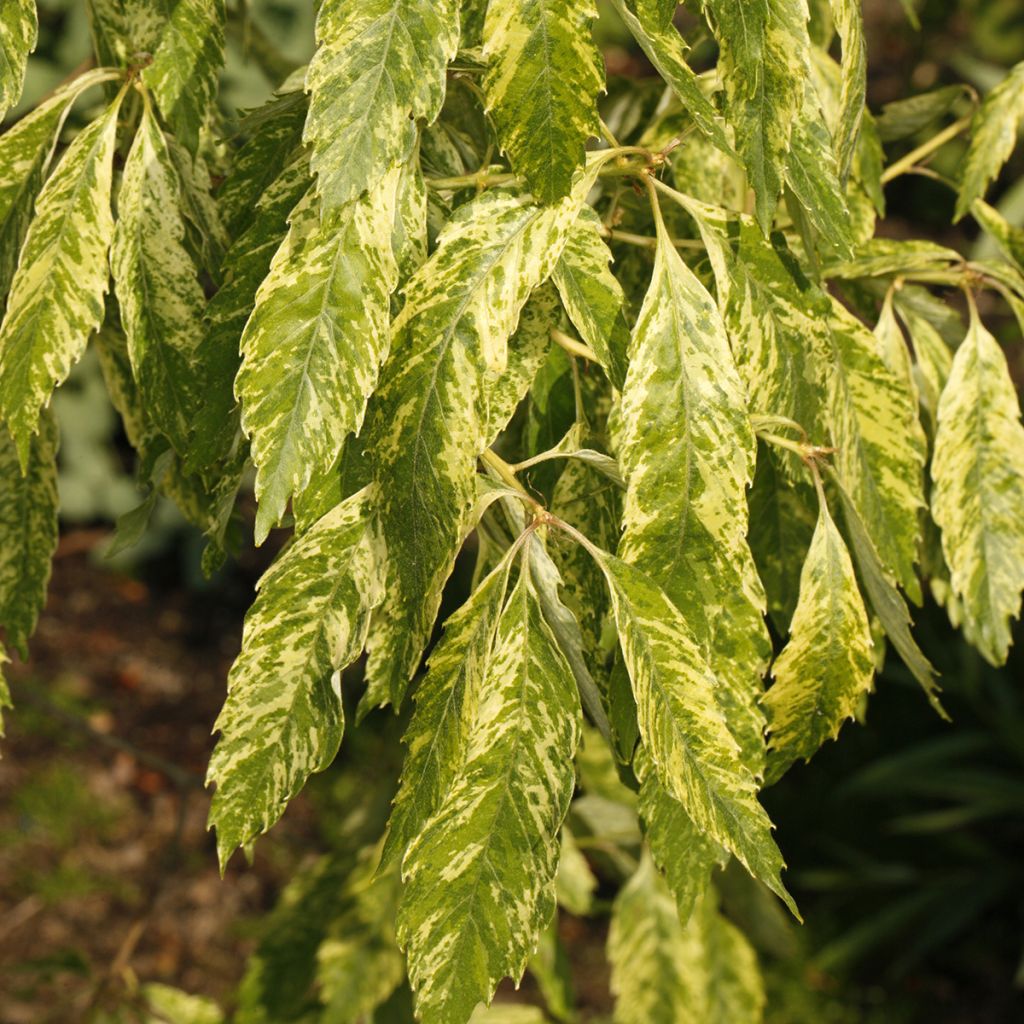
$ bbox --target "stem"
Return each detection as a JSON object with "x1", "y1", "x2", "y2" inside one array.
[
  {"x1": 756, "y1": 429, "x2": 836, "y2": 464},
  {"x1": 481, "y1": 449, "x2": 542, "y2": 508},
  {"x1": 599, "y1": 118, "x2": 621, "y2": 149},
  {"x1": 426, "y1": 171, "x2": 516, "y2": 190},
  {"x1": 551, "y1": 328, "x2": 599, "y2": 363},
  {"x1": 599, "y1": 226, "x2": 704, "y2": 250},
  {"x1": 750, "y1": 414, "x2": 810, "y2": 443},
  {"x1": 880, "y1": 114, "x2": 972, "y2": 185}
]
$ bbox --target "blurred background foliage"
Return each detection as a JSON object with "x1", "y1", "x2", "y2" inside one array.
[{"x1": 2, "y1": 1, "x2": 1024, "y2": 1022}]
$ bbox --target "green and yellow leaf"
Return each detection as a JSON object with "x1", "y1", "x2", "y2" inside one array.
[
  {"x1": 702, "y1": 0, "x2": 811, "y2": 230},
  {"x1": 207, "y1": 487, "x2": 384, "y2": 865},
  {"x1": 236, "y1": 173, "x2": 399, "y2": 544},
  {"x1": 398, "y1": 562, "x2": 582, "y2": 1024},
  {"x1": 617, "y1": 213, "x2": 769, "y2": 773},
  {"x1": 0, "y1": 95, "x2": 122, "y2": 468},
  {"x1": 931, "y1": 307, "x2": 1024, "y2": 665},
  {"x1": 304, "y1": 0, "x2": 459, "y2": 210},
  {"x1": 0, "y1": 0, "x2": 36, "y2": 120},
  {"x1": 593, "y1": 549, "x2": 795, "y2": 914},
  {"x1": 382, "y1": 555, "x2": 514, "y2": 869},
  {"x1": 363, "y1": 174, "x2": 594, "y2": 709},
  {"x1": 482, "y1": 0, "x2": 604, "y2": 203},
  {"x1": 141, "y1": 0, "x2": 225, "y2": 154},
  {"x1": 609, "y1": 850, "x2": 764, "y2": 1024},
  {"x1": 0, "y1": 70, "x2": 117, "y2": 305},
  {"x1": 0, "y1": 408, "x2": 58, "y2": 658},
  {"x1": 111, "y1": 103, "x2": 205, "y2": 455},
  {"x1": 955, "y1": 59, "x2": 1024, "y2": 221},
  {"x1": 552, "y1": 206, "x2": 630, "y2": 389},
  {"x1": 764, "y1": 487, "x2": 875, "y2": 777}
]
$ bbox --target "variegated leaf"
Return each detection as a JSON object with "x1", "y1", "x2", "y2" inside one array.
[
  {"x1": 398, "y1": 562, "x2": 582, "y2": 1024},
  {"x1": 304, "y1": 0, "x2": 459, "y2": 210},
  {"x1": 701, "y1": 0, "x2": 811, "y2": 230},
  {"x1": 141, "y1": 0, "x2": 225, "y2": 154},
  {"x1": 363, "y1": 174, "x2": 596, "y2": 710},
  {"x1": 618, "y1": 215, "x2": 770, "y2": 774},
  {"x1": 0, "y1": 72, "x2": 115, "y2": 304},
  {"x1": 552, "y1": 206, "x2": 630, "y2": 389},
  {"x1": 636, "y1": 749, "x2": 724, "y2": 925},
  {"x1": 593, "y1": 549, "x2": 795, "y2": 913},
  {"x1": 955, "y1": 59, "x2": 1024, "y2": 221},
  {"x1": 0, "y1": 408, "x2": 58, "y2": 658},
  {"x1": 825, "y1": 298, "x2": 926, "y2": 601},
  {"x1": 785, "y1": 86, "x2": 854, "y2": 259},
  {"x1": 382, "y1": 554, "x2": 514, "y2": 869},
  {"x1": 207, "y1": 488, "x2": 384, "y2": 865},
  {"x1": 190, "y1": 154, "x2": 310, "y2": 473},
  {"x1": 828, "y1": 0, "x2": 867, "y2": 180},
  {"x1": 764, "y1": 489, "x2": 875, "y2": 778},
  {"x1": 111, "y1": 103, "x2": 205, "y2": 455},
  {"x1": 872, "y1": 290, "x2": 916, "y2": 398},
  {"x1": 0, "y1": 0, "x2": 36, "y2": 120},
  {"x1": 610, "y1": 0, "x2": 732, "y2": 156},
  {"x1": 748, "y1": 444, "x2": 816, "y2": 633},
  {"x1": 216, "y1": 89, "x2": 308, "y2": 239},
  {"x1": 482, "y1": 0, "x2": 604, "y2": 203},
  {"x1": 550, "y1": 454, "x2": 620, "y2": 694},
  {"x1": 931, "y1": 308, "x2": 1024, "y2": 665},
  {"x1": 825, "y1": 465, "x2": 943, "y2": 714},
  {"x1": 0, "y1": 649, "x2": 10, "y2": 741},
  {"x1": 609, "y1": 851, "x2": 765, "y2": 1024},
  {"x1": 316, "y1": 859, "x2": 405, "y2": 1023},
  {"x1": 685, "y1": 198, "x2": 832, "y2": 449},
  {"x1": 237, "y1": 173, "x2": 399, "y2": 544},
  {"x1": 0, "y1": 95, "x2": 122, "y2": 469}
]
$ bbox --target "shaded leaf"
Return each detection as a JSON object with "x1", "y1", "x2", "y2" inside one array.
[{"x1": 0, "y1": 408, "x2": 58, "y2": 658}]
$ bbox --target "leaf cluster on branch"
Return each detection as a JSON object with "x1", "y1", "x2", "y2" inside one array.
[{"x1": 2, "y1": 1, "x2": 1024, "y2": 1020}]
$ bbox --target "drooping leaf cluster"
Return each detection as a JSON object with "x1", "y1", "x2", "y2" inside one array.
[{"x1": 2, "y1": 1, "x2": 1024, "y2": 1020}]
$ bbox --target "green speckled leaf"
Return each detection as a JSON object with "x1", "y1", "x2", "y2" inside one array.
[
  {"x1": 0, "y1": 95, "x2": 122, "y2": 468},
  {"x1": 111, "y1": 104, "x2": 205, "y2": 455},
  {"x1": 764, "y1": 487, "x2": 875, "y2": 778},
  {"x1": 0, "y1": 71, "x2": 116, "y2": 306},
  {"x1": 955, "y1": 59, "x2": 1024, "y2": 221},
  {"x1": 825, "y1": 298, "x2": 926, "y2": 601},
  {"x1": 931, "y1": 307, "x2": 1024, "y2": 665},
  {"x1": 609, "y1": 851, "x2": 765, "y2": 1024},
  {"x1": 0, "y1": 408, "x2": 58, "y2": 659},
  {"x1": 828, "y1": 0, "x2": 866, "y2": 180},
  {"x1": 594, "y1": 549, "x2": 795, "y2": 914},
  {"x1": 0, "y1": 0, "x2": 36, "y2": 121},
  {"x1": 552, "y1": 207, "x2": 631, "y2": 388},
  {"x1": 398, "y1": 559, "x2": 582, "y2": 1024},
  {"x1": 611, "y1": 0, "x2": 732, "y2": 156},
  {"x1": 207, "y1": 487, "x2": 384, "y2": 865},
  {"x1": 618, "y1": 214, "x2": 769, "y2": 774},
  {"x1": 702, "y1": 0, "x2": 811, "y2": 230},
  {"x1": 483, "y1": 0, "x2": 604, "y2": 203},
  {"x1": 363, "y1": 173, "x2": 595, "y2": 710},
  {"x1": 141, "y1": 0, "x2": 225, "y2": 154},
  {"x1": 382, "y1": 554, "x2": 514, "y2": 869},
  {"x1": 636, "y1": 750, "x2": 723, "y2": 925},
  {"x1": 304, "y1": 0, "x2": 459, "y2": 210},
  {"x1": 236, "y1": 172, "x2": 399, "y2": 544}
]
